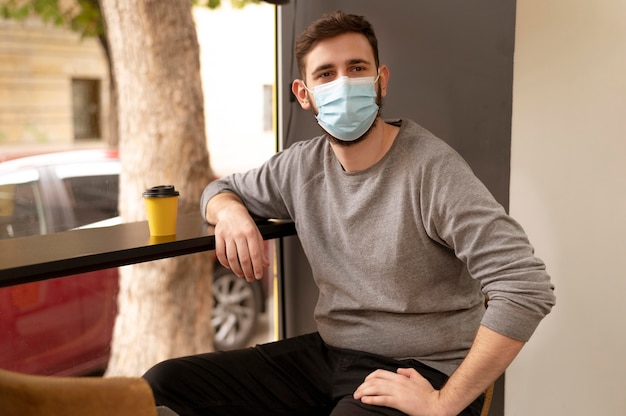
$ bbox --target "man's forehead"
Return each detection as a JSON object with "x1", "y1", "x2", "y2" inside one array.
[{"x1": 303, "y1": 33, "x2": 375, "y2": 73}]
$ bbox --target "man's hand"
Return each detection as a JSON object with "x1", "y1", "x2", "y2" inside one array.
[
  {"x1": 353, "y1": 368, "x2": 446, "y2": 416},
  {"x1": 206, "y1": 192, "x2": 269, "y2": 281},
  {"x1": 354, "y1": 326, "x2": 524, "y2": 416}
]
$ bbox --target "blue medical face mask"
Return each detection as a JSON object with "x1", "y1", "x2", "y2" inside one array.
[{"x1": 306, "y1": 74, "x2": 380, "y2": 141}]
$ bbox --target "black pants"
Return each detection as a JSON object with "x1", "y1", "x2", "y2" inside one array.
[{"x1": 143, "y1": 333, "x2": 483, "y2": 416}]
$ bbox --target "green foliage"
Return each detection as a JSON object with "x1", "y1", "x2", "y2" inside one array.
[
  {"x1": 193, "y1": 0, "x2": 263, "y2": 10},
  {"x1": 1, "y1": 0, "x2": 264, "y2": 38},
  {"x1": 31, "y1": 0, "x2": 65, "y2": 26},
  {"x1": 229, "y1": 0, "x2": 262, "y2": 8},
  {"x1": 0, "y1": 0, "x2": 103, "y2": 38},
  {"x1": 71, "y1": 0, "x2": 102, "y2": 37},
  {"x1": 0, "y1": 0, "x2": 30, "y2": 20}
]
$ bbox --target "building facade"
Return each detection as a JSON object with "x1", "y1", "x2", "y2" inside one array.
[{"x1": 0, "y1": 17, "x2": 109, "y2": 159}]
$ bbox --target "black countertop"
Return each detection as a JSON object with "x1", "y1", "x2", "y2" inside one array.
[{"x1": 0, "y1": 214, "x2": 296, "y2": 288}]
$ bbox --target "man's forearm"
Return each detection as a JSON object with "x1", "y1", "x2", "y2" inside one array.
[
  {"x1": 205, "y1": 191, "x2": 245, "y2": 225},
  {"x1": 439, "y1": 325, "x2": 524, "y2": 415}
]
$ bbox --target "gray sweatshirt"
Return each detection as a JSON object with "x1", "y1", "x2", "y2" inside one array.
[{"x1": 201, "y1": 119, "x2": 555, "y2": 375}]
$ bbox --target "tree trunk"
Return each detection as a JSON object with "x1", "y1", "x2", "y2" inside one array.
[
  {"x1": 100, "y1": 0, "x2": 214, "y2": 376},
  {"x1": 97, "y1": 31, "x2": 119, "y2": 148}
]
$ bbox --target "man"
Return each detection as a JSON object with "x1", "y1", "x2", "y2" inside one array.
[{"x1": 144, "y1": 11, "x2": 555, "y2": 416}]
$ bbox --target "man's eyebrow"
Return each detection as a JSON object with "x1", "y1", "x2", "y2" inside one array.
[
  {"x1": 310, "y1": 59, "x2": 373, "y2": 75},
  {"x1": 311, "y1": 63, "x2": 334, "y2": 75},
  {"x1": 346, "y1": 58, "x2": 372, "y2": 66}
]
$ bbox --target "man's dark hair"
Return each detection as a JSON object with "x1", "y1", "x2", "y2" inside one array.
[{"x1": 295, "y1": 11, "x2": 380, "y2": 81}]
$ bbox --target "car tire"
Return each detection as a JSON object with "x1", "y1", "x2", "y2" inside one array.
[{"x1": 212, "y1": 264, "x2": 263, "y2": 351}]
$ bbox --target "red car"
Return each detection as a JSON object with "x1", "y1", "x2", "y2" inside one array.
[{"x1": 0, "y1": 149, "x2": 266, "y2": 375}]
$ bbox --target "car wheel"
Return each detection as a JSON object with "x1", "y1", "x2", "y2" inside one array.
[{"x1": 212, "y1": 265, "x2": 262, "y2": 351}]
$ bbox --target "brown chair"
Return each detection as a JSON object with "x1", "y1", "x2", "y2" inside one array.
[
  {"x1": 480, "y1": 381, "x2": 495, "y2": 416},
  {"x1": 0, "y1": 368, "x2": 157, "y2": 416}
]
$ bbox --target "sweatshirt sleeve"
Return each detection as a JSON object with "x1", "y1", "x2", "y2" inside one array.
[
  {"x1": 200, "y1": 148, "x2": 297, "y2": 222},
  {"x1": 420, "y1": 138, "x2": 555, "y2": 342}
]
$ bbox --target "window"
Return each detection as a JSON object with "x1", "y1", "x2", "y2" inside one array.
[
  {"x1": 55, "y1": 162, "x2": 120, "y2": 228},
  {"x1": 71, "y1": 78, "x2": 101, "y2": 140},
  {"x1": 0, "y1": 170, "x2": 45, "y2": 239}
]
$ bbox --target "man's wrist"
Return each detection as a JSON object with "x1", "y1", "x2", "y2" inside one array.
[
  {"x1": 206, "y1": 192, "x2": 244, "y2": 224},
  {"x1": 432, "y1": 388, "x2": 461, "y2": 416}
]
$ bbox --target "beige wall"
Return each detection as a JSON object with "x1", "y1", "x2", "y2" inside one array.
[
  {"x1": 509, "y1": 0, "x2": 626, "y2": 414},
  {"x1": 0, "y1": 17, "x2": 109, "y2": 149}
]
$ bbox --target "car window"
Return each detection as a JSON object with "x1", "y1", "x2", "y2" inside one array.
[
  {"x1": 0, "y1": 169, "x2": 46, "y2": 239},
  {"x1": 54, "y1": 162, "x2": 120, "y2": 228}
]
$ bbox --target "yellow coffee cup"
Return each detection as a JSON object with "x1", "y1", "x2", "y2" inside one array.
[{"x1": 143, "y1": 185, "x2": 180, "y2": 236}]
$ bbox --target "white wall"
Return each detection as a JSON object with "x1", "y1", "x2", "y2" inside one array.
[
  {"x1": 193, "y1": 2, "x2": 276, "y2": 177},
  {"x1": 509, "y1": 0, "x2": 626, "y2": 415}
]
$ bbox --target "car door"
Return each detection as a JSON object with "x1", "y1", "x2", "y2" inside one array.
[
  {"x1": 0, "y1": 167, "x2": 85, "y2": 375},
  {"x1": 50, "y1": 160, "x2": 121, "y2": 373}
]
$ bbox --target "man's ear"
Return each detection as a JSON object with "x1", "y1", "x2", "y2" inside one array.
[
  {"x1": 378, "y1": 65, "x2": 390, "y2": 98},
  {"x1": 292, "y1": 79, "x2": 312, "y2": 110}
]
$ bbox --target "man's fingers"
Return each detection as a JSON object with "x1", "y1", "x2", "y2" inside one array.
[
  {"x1": 215, "y1": 227, "x2": 267, "y2": 281},
  {"x1": 364, "y1": 369, "x2": 403, "y2": 381},
  {"x1": 225, "y1": 238, "x2": 245, "y2": 277}
]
